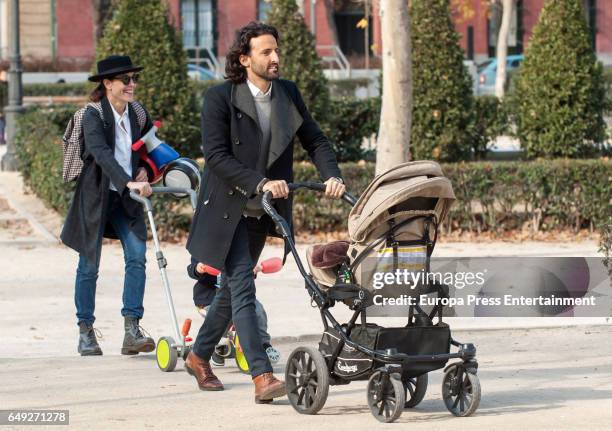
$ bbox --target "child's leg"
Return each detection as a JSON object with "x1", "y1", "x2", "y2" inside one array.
[
  {"x1": 193, "y1": 283, "x2": 208, "y2": 307},
  {"x1": 255, "y1": 300, "x2": 281, "y2": 363},
  {"x1": 254, "y1": 299, "x2": 271, "y2": 347}
]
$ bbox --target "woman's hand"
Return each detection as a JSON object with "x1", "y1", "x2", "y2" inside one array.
[
  {"x1": 135, "y1": 167, "x2": 148, "y2": 182},
  {"x1": 127, "y1": 181, "x2": 152, "y2": 197}
]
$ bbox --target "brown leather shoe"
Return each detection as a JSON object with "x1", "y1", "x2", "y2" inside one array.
[
  {"x1": 253, "y1": 372, "x2": 286, "y2": 404},
  {"x1": 185, "y1": 351, "x2": 224, "y2": 391}
]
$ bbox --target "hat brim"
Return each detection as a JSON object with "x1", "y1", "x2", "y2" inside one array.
[{"x1": 88, "y1": 65, "x2": 144, "y2": 82}]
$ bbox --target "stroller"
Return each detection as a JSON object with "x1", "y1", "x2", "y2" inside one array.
[{"x1": 261, "y1": 161, "x2": 481, "y2": 423}]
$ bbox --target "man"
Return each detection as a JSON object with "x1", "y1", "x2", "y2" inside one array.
[{"x1": 185, "y1": 22, "x2": 345, "y2": 404}]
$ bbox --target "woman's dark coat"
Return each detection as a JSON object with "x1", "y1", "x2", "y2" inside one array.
[
  {"x1": 61, "y1": 97, "x2": 153, "y2": 263},
  {"x1": 186, "y1": 79, "x2": 342, "y2": 270}
]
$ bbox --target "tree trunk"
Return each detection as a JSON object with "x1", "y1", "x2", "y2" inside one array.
[
  {"x1": 375, "y1": 0, "x2": 412, "y2": 175},
  {"x1": 495, "y1": 0, "x2": 513, "y2": 98},
  {"x1": 91, "y1": 0, "x2": 113, "y2": 42}
]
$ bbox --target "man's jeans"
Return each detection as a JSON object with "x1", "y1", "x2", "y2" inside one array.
[
  {"x1": 74, "y1": 192, "x2": 147, "y2": 325},
  {"x1": 193, "y1": 218, "x2": 272, "y2": 377}
]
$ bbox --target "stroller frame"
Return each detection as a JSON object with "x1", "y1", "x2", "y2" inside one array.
[{"x1": 262, "y1": 181, "x2": 480, "y2": 423}]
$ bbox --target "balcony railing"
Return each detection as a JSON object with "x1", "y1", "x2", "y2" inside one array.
[{"x1": 317, "y1": 45, "x2": 351, "y2": 78}]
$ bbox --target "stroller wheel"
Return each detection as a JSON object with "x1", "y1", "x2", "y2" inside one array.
[
  {"x1": 156, "y1": 337, "x2": 178, "y2": 372},
  {"x1": 403, "y1": 373, "x2": 428, "y2": 408},
  {"x1": 285, "y1": 346, "x2": 330, "y2": 415},
  {"x1": 367, "y1": 371, "x2": 405, "y2": 423},
  {"x1": 442, "y1": 365, "x2": 481, "y2": 417}
]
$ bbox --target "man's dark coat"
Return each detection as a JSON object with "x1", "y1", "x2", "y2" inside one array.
[
  {"x1": 61, "y1": 97, "x2": 153, "y2": 263},
  {"x1": 186, "y1": 79, "x2": 341, "y2": 269}
]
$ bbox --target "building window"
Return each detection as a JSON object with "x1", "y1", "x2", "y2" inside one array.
[
  {"x1": 487, "y1": 0, "x2": 523, "y2": 57},
  {"x1": 258, "y1": 0, "x2": 272, "y2": 22},
  {"x1": 583, "y1": 0, "x2": 596, "y2": 50},
  {"x1": 181, "y1": 0, "x2": 214, "y2": 50},
  {"x1": 333, "y1": 1, "x2": 373, "y2": 57}
]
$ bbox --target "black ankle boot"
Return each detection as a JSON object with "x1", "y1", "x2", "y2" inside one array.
[
  {"x1": 78, "y1": 322, "x2": 103, "y2": 356},
  {"x1": 121, "y1": 316, "x2": 155, "y2": 355}
]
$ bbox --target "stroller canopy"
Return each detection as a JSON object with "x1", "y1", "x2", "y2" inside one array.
[{"x1": 348, "y1": 161, "x2": 455, "y2": 243}]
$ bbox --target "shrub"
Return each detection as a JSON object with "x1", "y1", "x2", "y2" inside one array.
[
  {"x1": 410, "y1": 0, "x2": 474, "y2": 162},
  {"x1": 23, "y1": 82, "x2": 90, "y2": 97},
  {"x1": 510, "y1": 0, "x2": 606, "y2": 158},
  {"x1": 0, "y1": 80, "x2": 7, "y2": 112},
  {"x1": 95, "y1": 0, "x2": 200, "y2": 157},
  {"x1": 468, "y1": 96, "x2": 509, "y2": 159},
  {"x1": 328, "y1": 77, "x2": 372, "y2": 98},
  {"x1": 600, "y1": 217, "x2": 611, "y2": 281},
  {"x1": 266, "y1": 0, "x2": 331, "y2": 137},
  {"x1": 324, "y1": 97, "x2": 380, "y2": 162},
  {"x1": 15, "y1": 105, "x2": 610, "y2": 240},
  {"x1": 14, "y1": 105, "x2": 76, "y2": 214}
]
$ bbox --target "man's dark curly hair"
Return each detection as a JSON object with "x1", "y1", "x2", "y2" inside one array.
[{"x1": 225, "y1": 21, "x2": 279, "y2": 84}]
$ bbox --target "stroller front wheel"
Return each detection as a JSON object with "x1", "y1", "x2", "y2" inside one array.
[
  {"x1": 285, "y1": 346, "x2": 330, "y2": 415},
  {"x1": 367, "y1": 371, "x2": 405, "y2": 423},
  {"x1": 442, "y1": 365, "x2": 481, "y2": 417},
  {"x1": 156, "y1": 337, "x2": 178, "y2": 372}
]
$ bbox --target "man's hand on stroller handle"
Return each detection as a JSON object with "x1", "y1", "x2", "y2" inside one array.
[
  {"x1": 262, "y1": 180, "x2": 290, "y2": 199},
  {"x1": 324, "y1": 177, "x2": 346, "y2": 199}
]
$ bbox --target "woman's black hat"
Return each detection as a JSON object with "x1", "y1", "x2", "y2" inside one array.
[{"x1": 88, "y1": 55, "x2": 143, "y2": 82}]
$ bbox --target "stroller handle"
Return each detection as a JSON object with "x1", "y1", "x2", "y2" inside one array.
[
  {"x1": 261, "y1": 181, "x2": 357, "y2": 236},
  {"x1": 288, "y1": 181, "x2": 358, "y2": 206},
  {"x1": 129, "y1": 187, "x2": 198, "y2": 211}
]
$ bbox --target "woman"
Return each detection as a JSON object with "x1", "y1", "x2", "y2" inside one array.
[{"x1": 61, "y1": 55, "x2": 155, "y2": 356}]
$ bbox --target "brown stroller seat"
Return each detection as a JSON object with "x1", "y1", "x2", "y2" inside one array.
[{"x1": 306, "y1": 240, "x2": 350, "y2": 287}]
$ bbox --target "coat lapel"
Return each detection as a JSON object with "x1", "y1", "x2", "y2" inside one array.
[
  {"x1": 267, "y1": 81, "x2": 303, "y2": 169},
  {"x1": 100, "y1": 97, "x2": 116, "y2": 152},
  {"x1": 231, "y1": 82, "x2": 259, "y2": 126}
]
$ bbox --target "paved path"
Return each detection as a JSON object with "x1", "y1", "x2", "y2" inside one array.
[
  {"x1": 2, "y1": 326, "x2": 612, "y2": 430},
  {"x1": 1, "y1": 168, "x2": 611, "y2": 429}
]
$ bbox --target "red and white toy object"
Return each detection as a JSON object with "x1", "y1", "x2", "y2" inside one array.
[{"x1": 132, "y1": 121, "x2": 180, "y2": 183}]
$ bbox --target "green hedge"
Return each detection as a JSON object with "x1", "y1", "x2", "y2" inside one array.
[
  {"x1": 15, "y1": 104, "x2": 610, "y2": 241},
  {"x1": 23, "y1": 82, "x2": 91, "y2": 97},
  {"x1": 0, "y1": 80, "x2": 7, "y2": 112},
  {"x1": 14, "y1": 105, "x2": 76, "y2": 214}
]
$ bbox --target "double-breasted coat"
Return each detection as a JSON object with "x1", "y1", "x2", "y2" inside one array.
[
  {"x1": 61, "y1": 97, "x2": 153, "y2": 264},
  {"x1": 186, "y1": 79, "x2": 342, "y2": 269}
]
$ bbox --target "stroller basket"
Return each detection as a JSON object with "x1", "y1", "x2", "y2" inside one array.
[{"x1": 320, "y1": 324, "x2": 451, "y2": 379}]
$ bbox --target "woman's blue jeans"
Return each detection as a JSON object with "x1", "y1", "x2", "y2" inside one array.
[{"x1": 74, "y1": 192, "x2": 146, "y2": 325}]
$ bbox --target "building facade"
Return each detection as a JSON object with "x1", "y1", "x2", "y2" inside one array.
[{"x1": 1, "y1": 0, "x2": 611, "y2": 70}]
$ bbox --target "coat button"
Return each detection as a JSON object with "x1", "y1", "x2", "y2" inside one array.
[
  {"x1": 228, "y1": 190, "x2": 234, "y2": 196},
  {"x1": 223, "y1": 213, "x2": 229, "y2": 219},
  {"x1": 237, "y1": 112, "x2": 242, "y2": 119},
  {"x1": 234, "y1": 138, "x2": 240, "y2": 145}
]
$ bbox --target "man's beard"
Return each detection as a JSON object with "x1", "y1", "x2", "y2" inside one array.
[{"x1": 251, "y1": 62, "x2": 280, "y2": 81}]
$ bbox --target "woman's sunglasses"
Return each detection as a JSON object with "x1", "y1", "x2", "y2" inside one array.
[{"x1": 113, "y1": 73, "x2": 140, "y2": 85}]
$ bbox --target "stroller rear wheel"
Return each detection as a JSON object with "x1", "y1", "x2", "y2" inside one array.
[
  {"x1": 367, "y1": 371, "x2": 405, "y2": 423},
  {"x1": 403, "y1": 373, "x2": 428, "y2": 408},
  {"x1": 442, "y1": 365, "x2": 481, "y2": 417},
  {"x1": 285, "y1": 346, "x2": 330, "y2": 415}
]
